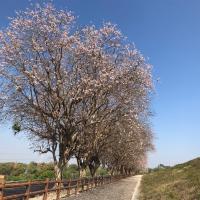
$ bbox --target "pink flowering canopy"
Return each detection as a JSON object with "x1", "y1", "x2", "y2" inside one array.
[{"x1": 0, "y1": 3, "x2": 153, "y2": 178}]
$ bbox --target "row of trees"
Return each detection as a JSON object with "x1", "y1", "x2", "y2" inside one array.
[
  {"x1": 0, "y1": 3, "x2": 154, "y2": 180},
  {"x1": 0, "y1": 162, "x2": 55, "y2": 181},
  {"x1": 0, "y1": 162, "x2": 107, "y2": 181}
]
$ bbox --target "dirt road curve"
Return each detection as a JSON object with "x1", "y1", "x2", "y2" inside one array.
[{"x1": 64, "y1": 175, "x2": 143, "y2": 200}]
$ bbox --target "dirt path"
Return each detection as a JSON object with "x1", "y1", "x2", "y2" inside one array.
[
  {"x1": 131, "y1": 175, "x2": 143, "y2": 200},
  {"x1": 64, "y1": 175, "x2": 143, "y2": 200}
]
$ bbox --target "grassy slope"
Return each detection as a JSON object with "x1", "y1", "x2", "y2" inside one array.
[{"x1": 139, "y1": 158, "x2": 200, "y2": 200}]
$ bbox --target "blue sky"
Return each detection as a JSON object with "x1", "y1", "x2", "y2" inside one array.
[{"x1": 1, "y1": 0, "x2": 200, "y2": 167}]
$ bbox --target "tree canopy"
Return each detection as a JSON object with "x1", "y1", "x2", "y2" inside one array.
[{"x1": 0, "y1": 3, "x2": 154, "y2": 179}]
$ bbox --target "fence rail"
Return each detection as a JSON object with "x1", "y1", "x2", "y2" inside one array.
[{"x1": 0, "y1": 175, "x2": 126, "y2": 200}]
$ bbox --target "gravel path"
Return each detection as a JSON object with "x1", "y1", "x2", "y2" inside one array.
[{"x1": 64, "y1": 175, "x2": 142, "y2": 200}]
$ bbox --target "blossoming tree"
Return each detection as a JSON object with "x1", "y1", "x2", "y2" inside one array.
[{"x1": 0, "y1": 3, "x2": 153, "y2": 180}]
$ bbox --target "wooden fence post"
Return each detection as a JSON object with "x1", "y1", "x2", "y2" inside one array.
[
  {"x1": 0, "y1": 176, "x2": 5, "y2": 200},
  {"x1": 96, "y1": 176, "x2": 99, "y2": 187},
  {"x1": 88, "y1": 178, "x2": 90, "y2": 190},
  {"x1": 94, "y1": 177, "x2": 97, "y2": 187},
  {"x1": 67, "y1": 179, "x2": 71, "y2": 196},
  {"x1": 25, "y1": 180, "x2": 31, "y2": 200},
  {"x1": 92, "y1": 177, "x2": 95, "y2": 188},
  {"x1": 75, "y1": 179, "x2": 79, "y2": 195},
  {"x1": 43, "y1": 178, "x2": 49, "y2": 200},
  {"x1": 79, "y1": 179, "x2": 82, "y2": 192},
  {"x1": 78, "y1": 179, "x2": 81, "y2": 193},
  {"x1": 86, "y1": 178, "x2": 89, "y2": 191},
  {"x1": 90, "y1": 178, "x2": 93, "y2": 189},
  {"x1": 81, "y1": 178, "x2": 84, "y2": 192},
  {"x1": 56, "y1": 180, "x2": 61, "y2": 200}
]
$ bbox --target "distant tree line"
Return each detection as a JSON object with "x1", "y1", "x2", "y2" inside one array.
[
  {"x1": 0, "y1": 3, "x2": 154, "y2": 180},
  {"x1": 0, "y1": 162, "x2": 108, "y2": 181}
]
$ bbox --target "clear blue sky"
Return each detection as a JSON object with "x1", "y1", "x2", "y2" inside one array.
[{"x1": 1, "y1": 0, "x2": 200, "y2": 167}]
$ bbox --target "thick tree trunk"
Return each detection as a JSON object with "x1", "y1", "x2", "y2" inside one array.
[
  {"x1": 88, "y1": 155, "x2": 100, "y2": 177},
  {"x1": 50, "y1": 139, "x2": 72, "y2": 181},
  {"x1": 52, "y1": 144, "x2": 67, "y2": 181}
]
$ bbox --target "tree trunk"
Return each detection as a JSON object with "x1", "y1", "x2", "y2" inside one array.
[
  {"x1": 79, "y1": 168, "x2": 87, "y2": 178},
  {"x1": 54, "y1": 164, "x2": 63, "y2": 181},
  {"x1": 110, "y1": 168, "x2": 114, "y2": 176},
  {"x1": 120, "y1": 166, "x2": 124, "y2": 175},
  {"x1": 51, "y1": 141, "x2": 71, "y2": 181},
  {"x1": 76, "y1": 156, "x2": 87, "y2": 178},
  {"x1": 88, "y1": 155, "x2": 100, "y2": 177}
]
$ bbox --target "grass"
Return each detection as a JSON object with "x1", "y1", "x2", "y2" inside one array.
[{"x1": 139, "y1": 157, "x2": 200, "y2": 200}]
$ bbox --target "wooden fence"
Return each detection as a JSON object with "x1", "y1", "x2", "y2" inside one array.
[{"x1": 0, "y1": 175, "x2": 126, "y2": 200}]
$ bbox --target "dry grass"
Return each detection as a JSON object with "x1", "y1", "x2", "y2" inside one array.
[{"x1": 139, "y1": 157, "x2": 200, "y2": 200}]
